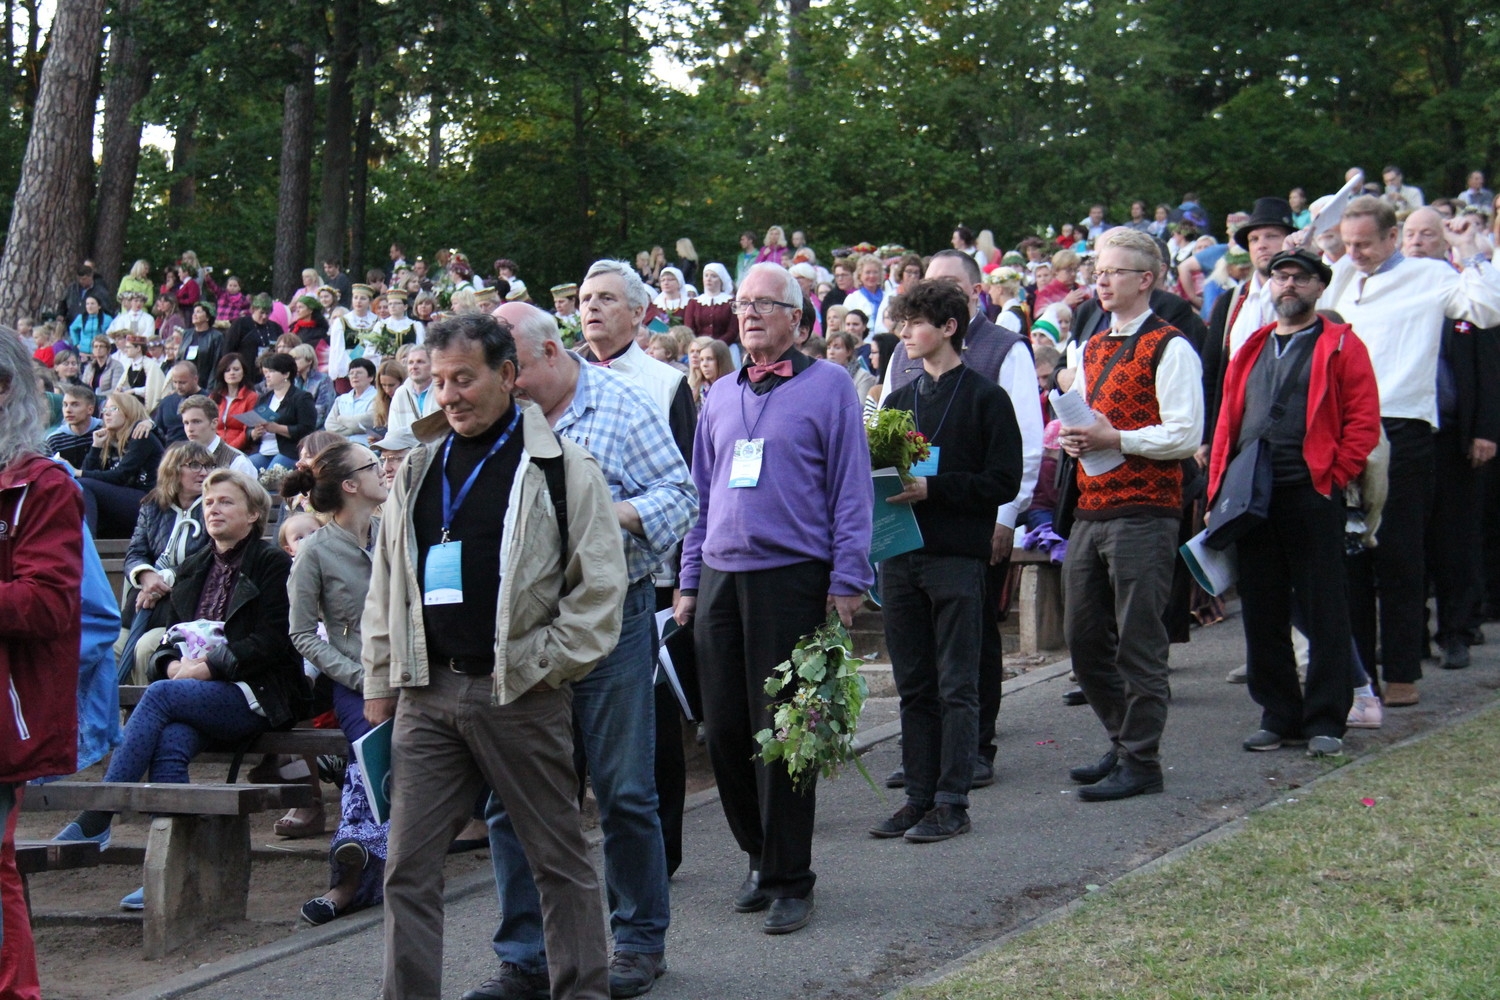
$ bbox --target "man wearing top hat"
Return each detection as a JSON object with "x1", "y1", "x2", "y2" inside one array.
[{"x1": 1208, "y1": 248, "x2": 1381, "y2": 758}]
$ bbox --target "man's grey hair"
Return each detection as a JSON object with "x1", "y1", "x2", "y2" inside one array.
[
  {"x1": 584, "y1": 259, "x2": 652, "y2": 311},
  {"x1": 743, "y1": 262, "x2": 801, "y2": 307},
  {"x1": 0, "y1": 330, "x2": 46, "y2": 469},
  {"x1": 507, "y1": 302, "x2": 564, "y2": 352}
]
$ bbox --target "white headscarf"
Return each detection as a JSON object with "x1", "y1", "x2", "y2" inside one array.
[
  {"x1": 696, "y1": 263, "x2": 733, "y2": 306},
  {"x1": 654, "y1": 267, "x2": 687, "y2": 309}
]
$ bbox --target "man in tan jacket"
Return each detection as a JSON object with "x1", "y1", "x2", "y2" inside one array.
[{"x1": 361, "y1": 312, "x2": 628, "y2": 1000}]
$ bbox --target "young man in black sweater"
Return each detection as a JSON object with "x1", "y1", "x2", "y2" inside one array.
[{"x1": 871, "y1": 280, "x2": 1023, "y2": 843}]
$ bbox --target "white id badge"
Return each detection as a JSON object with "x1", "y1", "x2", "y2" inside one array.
[
  {"x1": 910, "y1": 445, "x2": 940, "y2": 477},
  {"x1": 186, "y1": 345, "x2": 199, "y2": 360},
  {"x1": 423, "y1": 541, "x2": 464, "y2": 605},
  {"x1": 729, "y1": 438, "x2": 764, "y2": 488}
]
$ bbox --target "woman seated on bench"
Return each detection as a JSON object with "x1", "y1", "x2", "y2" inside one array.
[
  {"x1": 54, "y1": 469, "x2": 309, "y2": 911},
  {"x1": 282, "y1": 439, "x2": 389, "y2": 925}
]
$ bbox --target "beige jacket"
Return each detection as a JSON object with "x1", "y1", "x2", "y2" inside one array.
[{"x1": 361, "y1": 404, "x2": 627, "y2": 705}]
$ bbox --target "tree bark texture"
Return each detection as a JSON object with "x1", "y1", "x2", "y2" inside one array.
[
  {"x1": 0, "y1": 0, "x2": 106, "y2": 327},
  {"x1": 272, "y1": 43, "x2": 315, "y2": 302},
  {"x1": 313, "y1": 0, "x2": 358, "y2": 268},
  {"x1": 92, "y1": 0, "x2": 153, "y2": 286},
  {"x1": 168, "y1": 109, "x2": 198, "y2": 231},
  {"x1": 348, "y1": 35, "x2": 375, "y2": 278}
]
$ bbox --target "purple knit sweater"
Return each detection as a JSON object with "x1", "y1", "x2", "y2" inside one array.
[{"x1": 680, "y1": 359, "x2": 875, "y2": 595}]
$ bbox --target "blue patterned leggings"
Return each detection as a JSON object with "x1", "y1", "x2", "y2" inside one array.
[{"x1": 106, "y1": 679, "x2": 269, "y2": 785}]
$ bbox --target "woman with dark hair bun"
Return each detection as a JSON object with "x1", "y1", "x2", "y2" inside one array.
[{"x1": 281, "y1": 439, "x2": 390, "y2": 925}]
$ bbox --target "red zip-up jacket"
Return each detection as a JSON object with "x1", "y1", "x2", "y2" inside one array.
[
  {"x1": 0, "y1": 454, "x2": 83, "y2": 783},
  {"x1": 1209, "y1": 319, "x2": 1382, "y2": 503}
]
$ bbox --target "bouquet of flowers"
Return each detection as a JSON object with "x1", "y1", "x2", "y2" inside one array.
[
  {"x1": 755, "y1": 613, "x2": 878, "y2": 794},
  {"x1": 866, "y1": 407, "x2": 930, "y2": 482}
]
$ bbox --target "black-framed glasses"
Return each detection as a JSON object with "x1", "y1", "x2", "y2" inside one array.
[
  {"x1": 1268, "y1": 270, "x2": 1317, "y2": 288},
  {"x1": 730, "y1": 298, "x2": 798, "y2": 315},
  {"x1": 183, "y1": 462, "x2": 214, "y2": 473},
  {"x1": 1094, "y1": 267, "x2": 1150, "y2": 281}
]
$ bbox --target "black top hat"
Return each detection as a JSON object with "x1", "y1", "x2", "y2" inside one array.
[
  {"x1": 1233, "y1": 197, "x2": 1297, "y2": 248},
  {"x1": 1267, "y1": 247, "x2": 1333, "y2": 286}
]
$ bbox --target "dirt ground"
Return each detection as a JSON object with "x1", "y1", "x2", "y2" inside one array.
[{"x1": 14, "y1": 649, "x2": 1063, "y2": 1000}]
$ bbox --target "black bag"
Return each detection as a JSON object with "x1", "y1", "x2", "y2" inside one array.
[
  {"x1": 1203, "y1": 345, "x2": 1315, "y2": 551},
  {"x1": 1052, "y1": 325, "x2": 1152, "y2": 539}
]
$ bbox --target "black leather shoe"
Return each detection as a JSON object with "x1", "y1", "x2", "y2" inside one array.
[
  {"x1": 1442, "y1": 636, "x2": 1471, "y2": 670},
  {"x1": 1068, "y1": 749, "x2": 1117, "y2": 785},
  {"x1": 762, "y1": 893, "x2": 814, "y2": 935},
  {"x1": 971, "y1": 758, "x2": 995, "y2": 788},
  {"x1": 885, "y1": 767, "x2": 906, "y2": 788},
  {"x1": 461, "y1": 962, "x2": 550, "y2": 1000},
  {"x1": 1077, "y1": 763, "x2": 1163, "y2": 802},
  {"x1": 1062, "y1": 687, "x2": 1088, "y2": 706},
  {"x1": 904, "y1": 804, "x2": 971, "y2": 843},
  {"x1": 869, "y1": 803, "x2": 927, "y2": 839},
  {"x1": 733, "y1": 869, "x2": 768, "y2": 913}
]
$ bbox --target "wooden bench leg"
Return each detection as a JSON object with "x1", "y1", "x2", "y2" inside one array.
[
  {"x1": 142, "y1": 815, "x2": 251, "y2": 959},
  {"x1": 1019, "y1": 565, "x2": 1067, "y2": 655}
]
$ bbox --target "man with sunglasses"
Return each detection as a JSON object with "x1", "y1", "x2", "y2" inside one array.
[
  {"x1": 674, "y1": 263, "x2": 874, "y2": 934},
  {"x1": 1208, "y1": 249, "x2": 1380, "y2": 759}
]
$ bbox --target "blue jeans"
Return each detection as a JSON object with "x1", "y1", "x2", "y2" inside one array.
[
  {"x1": 105, "y1": 679, "x2": 269, "y2": 785},
  {"x1": 486, "y1": 577, "x2": 668, "y2": 967},
  {"x1": 250, "y1": 451, "x2": 295, "y2": 472}
]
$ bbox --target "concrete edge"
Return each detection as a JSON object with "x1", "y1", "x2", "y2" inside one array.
[
  {"x1": 113, "y1": 656, "x2": 1080, "y2": 1000},
  {"x1": 877, "y1": 695, "x2": 1500, "y2": 1000}
]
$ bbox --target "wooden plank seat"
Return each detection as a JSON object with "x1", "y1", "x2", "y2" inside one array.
[
  {"x1": 1010, "y1": 546, "x2": 1066, "y2": 654},
  {"x1": 26, "y1": 781, "x2": 313, "y2": 957},
  {"x1": 115, "y1": 687, "x2": 347, "y2": 780}
]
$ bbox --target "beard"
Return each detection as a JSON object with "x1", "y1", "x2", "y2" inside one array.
[{"x1": 1274, "y1": 291, "x2": 1316, "y2": 320}]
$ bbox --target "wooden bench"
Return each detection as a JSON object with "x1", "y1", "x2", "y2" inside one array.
[
  {"x1": 1011, "y1": 547, "x2": 1065, "y2": 654},
  {"x1": 15, "y1": 839, "x2": 102, "y2": 917},
  {"x1": 117, "y1": 686, "x2": 349, "y2": 780},
  {"x1": 26, "y1": 781, "x2": 313, "y2": 957}
]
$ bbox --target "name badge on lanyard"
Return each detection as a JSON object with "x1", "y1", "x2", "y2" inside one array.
[
  {"x1": 910, "y1": 446, "x2": 940, "y2": 477},
  {"x1": 422, "y1": 407, "x2": 521, "y2": 606},
  {"x1": 729, "y1": 439, "x2": 764, "y2": 488}
]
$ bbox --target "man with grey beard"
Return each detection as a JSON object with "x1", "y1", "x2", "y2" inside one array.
[{"x1": 1206, "y1": 248, "x2": 1382, "y2": 758}]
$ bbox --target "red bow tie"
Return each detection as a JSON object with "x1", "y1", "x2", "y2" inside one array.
[{"x1": 747, "y1": 360, "x2": 793, "y2": 383}]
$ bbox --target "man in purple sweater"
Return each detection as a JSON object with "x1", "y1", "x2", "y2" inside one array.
[{"x1": 674, "y1": 263, "x2": 874, "y2": 936}]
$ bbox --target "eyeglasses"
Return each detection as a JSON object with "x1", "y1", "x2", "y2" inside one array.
[
  {"x1": 183, "y1": 462, "x2": 214, "y2": 473},
  {"x1": 730, "y1": 298, "x2": 798, "y2": 315},
  {"x1": 1094, "y1": 267, "x2": 1150, "y2": 281},
  {"x1": 1268, "y1": 271, "x2": 1318, "y2": 288}
]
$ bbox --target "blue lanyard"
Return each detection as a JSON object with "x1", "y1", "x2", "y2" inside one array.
[
  {"x1": 912, "y1": 366, "x2": 966, "y2": 446},
  {"x1": 439, "y1": 407, "x2": 521, "y2": 542}
]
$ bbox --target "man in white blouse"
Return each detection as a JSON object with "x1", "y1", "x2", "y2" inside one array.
[{"x1": 1318, "y1": 195, "x2": 1500, "y2": 708}]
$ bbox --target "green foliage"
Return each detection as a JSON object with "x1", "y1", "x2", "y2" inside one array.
[{"x1": 754, "y1": 612, "x2": 876, "y2": 794}]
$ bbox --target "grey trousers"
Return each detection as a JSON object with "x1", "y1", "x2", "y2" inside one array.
[
  {"x1": 381, "y1": 668, "x2": 608, "y2": 1000},
  {"x1": 1062, "y1": 515, "x2": 1180, "y2": 769}
]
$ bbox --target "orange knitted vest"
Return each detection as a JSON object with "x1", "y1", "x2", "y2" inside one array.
[{"x1": 1076, "y1": 319, "x2": 1184, "y2": 520}]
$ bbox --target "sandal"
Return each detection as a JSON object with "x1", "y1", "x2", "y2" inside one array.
[{"x1": 274, "y1": 803, "x2": 327, "y2": 839}]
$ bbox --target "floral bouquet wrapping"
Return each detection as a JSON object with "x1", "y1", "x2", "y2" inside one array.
[
  {"x1": 755, "y1": 613, "x2": 878, "y2": 794},
  {"x1": 865, "y1": 407, "x2": 930, "y2": 482}
]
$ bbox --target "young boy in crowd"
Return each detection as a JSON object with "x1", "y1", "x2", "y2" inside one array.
[{"x1": 870, "y1": 279, "x2": 1023, "y2": 843}]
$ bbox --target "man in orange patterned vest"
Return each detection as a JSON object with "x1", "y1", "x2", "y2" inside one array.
[{"x1": 1059, "y1": 228, "x2": 1204, "y2": 801}]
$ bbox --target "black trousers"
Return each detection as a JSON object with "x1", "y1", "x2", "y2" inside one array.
[
  {"x1": 696, "y1": 561, "x2": 827, "y2": 900},
  {"x1": 1237, "y1": 483, "x2": 1353, "y2": 739},
  {"x1": 1355, "y1": 418, "x2": 1435, "y2": 685},
  {"x1": 1427, "y1": 427, "x2": 1484, "y2": 643},
  {"x1": 976, "y1": 556, "x2": 1008, "y2": 765}
]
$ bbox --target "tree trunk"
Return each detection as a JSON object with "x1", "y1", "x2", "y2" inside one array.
[
  {"x1": 168, "y1": 109, "x2": 198, "y2": 232},
  {"x1": 0, "y1": 0, "x2": 106, "y2": 327},
  {"x1": 313, "y1": 0, "x2": 358, "y2": 268},
  {"x1": 92, "y1": 0, "x2": 153, "y2": 286},
  {"x1": 272, "y1": 42, "x2": 315, "y2": 302},
  {"x1": 571, "y1": 75, "x2": 592, "y2": 274},
  {"x1": 348, "y1": 35, "x2": 375, "y2": 278},
  {"x1": 786, "y1": 0, "x2": 809, "y2": 95},
  {"x1": 20, "y1": 0, "x2": 40, "y2": 112},
  {"x1": 426, "y1": 88, "x2": 443, "y2": 171}
]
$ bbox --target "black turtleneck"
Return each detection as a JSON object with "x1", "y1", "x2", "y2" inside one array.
[{"x1": 414, "y1": 404, "x2": 525, "y2": 664}]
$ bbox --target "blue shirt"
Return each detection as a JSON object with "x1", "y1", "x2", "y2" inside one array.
[{"x1": 554, "y1": 354, "x2": 698, "y2": 582}]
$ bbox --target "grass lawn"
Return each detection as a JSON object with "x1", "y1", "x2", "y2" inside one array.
[{"x1": 902, "y1": 705, "x2": 1500, "y2": 1000}]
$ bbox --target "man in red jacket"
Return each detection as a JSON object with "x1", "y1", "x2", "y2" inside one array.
[
  {"x1": 1208, "y1": 249, "x2": 1381, "y2": 758},
  {"x1": 0, "y1": 328, "x2": 85, "y2": 1000}
]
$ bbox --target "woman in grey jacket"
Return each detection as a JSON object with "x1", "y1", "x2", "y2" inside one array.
[{"x1": 282, "y1": 439, "x2": 388, "y2": 925}]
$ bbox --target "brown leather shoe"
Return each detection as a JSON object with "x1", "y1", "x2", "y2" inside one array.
[{"x1": 1383, "y1": 682, "x2": 1420, "y2": 707}]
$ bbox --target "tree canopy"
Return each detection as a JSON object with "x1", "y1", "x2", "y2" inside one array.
[{"x1": 0, "y1": 0, "x2": 1496, "y2": 313}]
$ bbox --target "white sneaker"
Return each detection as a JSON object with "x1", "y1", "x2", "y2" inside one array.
[
  {"x1": 1226, "y1": 664, "x2": 1248, "y2": 684},
  {"x1": 1347, "y1": 694, "x2": 1383, "y2": 729}
]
